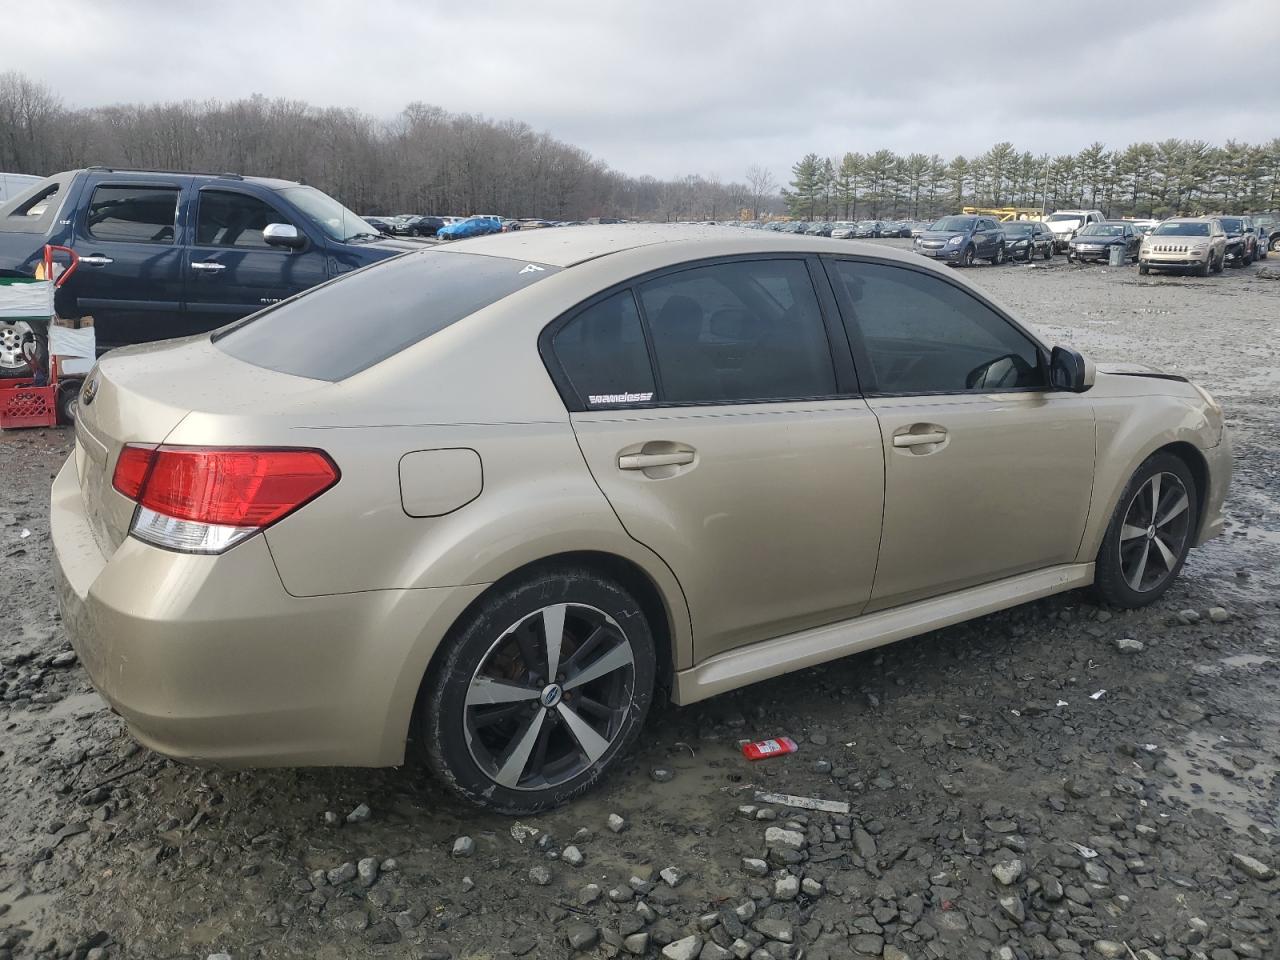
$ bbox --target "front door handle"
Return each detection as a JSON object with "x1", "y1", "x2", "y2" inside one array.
[
  {"x1": 79, "y1": 255, "x2": 113, "y2": 266},
  {"x1": 191, "y1": 261, "x2": 226, "y2": 272},
  {"x1": 618, "y1": 451, "x2": 695, "y2": 470},
  {"x1": 893, "y1": 431, "x2": 947, "y2": 447}
]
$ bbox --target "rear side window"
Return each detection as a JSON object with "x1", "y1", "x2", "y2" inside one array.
[
  {"x1": 831, "y1": 260, "x2": 1043, "y2": 394},
  {"x1": 196, "y1": 190, "x2": 290, "y2": 248},
  {"x1": 552, "y1": 291, "x2": 655, "y2": 408},
  {"x1": 214, "y1": 250, "x2": 559, "y2": 380},
  {"x1": 87, "y1": 185, "x2": 180, "y2": 243},
  {"x1": 636, "y1": 259, "x2": 837, "y2": 404},
  {"x1": 0, "y1": 175, "x2": 72, "y2": 235}
]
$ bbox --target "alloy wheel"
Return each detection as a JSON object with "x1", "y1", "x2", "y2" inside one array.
[
  {"x1": 0, "y1": 321, "x2": 33, "y2": 372},
  {"x1": 1118, "y1": 472, "x2": 1192, "y2": 593},
  {"x1": 463, "y1": 603, "x2": 636, "y2": 791}
]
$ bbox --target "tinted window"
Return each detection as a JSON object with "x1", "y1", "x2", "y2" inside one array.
[
  {"x1": 196, "y1": 190, "x2": 289, "y2": 248},
  {"x1": 637, "y1": 259, "x2": 836, "y2": 404},
  {"x1": 87, "y1": 185, "x2": 180, "y2": 243},
  {"x1": 0, "y1": 175, "x2": 72, "y2": 235},
  {"x1": 553, "y1": 291, "x2": 655, "y2": 409},
  {"x1": 214, "y1": 250, "x2": 559, "y2": 380},
  {"x1": 831, "y1": 261, "x2": 1044, "y2": 394}
]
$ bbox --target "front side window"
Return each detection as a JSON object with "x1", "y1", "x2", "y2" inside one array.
[
  {"x1": 86, "y1": 185, "x2": 180, "y2": 243},
  {"x1": 636, "y1": 259, "x2": 837, "y2": 404},
  {"x1": 552, "y1": 291, "x2": 656, "y2": 409},
  {"x1": 196, "y1": 191, "x2": 290, "y2": 248},
  {"x1": 830, "y1": 260, "x2": 1044, "y2": 394}
]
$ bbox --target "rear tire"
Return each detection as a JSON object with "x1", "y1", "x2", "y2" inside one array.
[
  {"x1": 1093, "y1": 453, "x2": 1197, "y2": 608},
  {"x1": 56, "y1": 380, "x2": 80, "y2": 424},
  {"x1": 417, "y1": 567, "x2": 657, "y2": 814}
]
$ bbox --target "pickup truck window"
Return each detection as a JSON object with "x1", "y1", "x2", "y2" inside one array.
[
  {"x1": 87, "y1": 185, "x2": 180, "y2": 244},
  {"x1": 0, "y1": 174, "x2": 73, "y2": 235},
  {"x1": 196, "y1": 191, "x2": 290, "y2": 249}
]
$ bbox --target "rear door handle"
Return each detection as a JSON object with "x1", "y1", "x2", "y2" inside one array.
[
  {"x1": 618, "y1": 451, "x2": 695, "y2": 470},
  {"x1": 893, "y1": 431, "x2": 947, "y2": 447},
  {"x1": 79, "y1": 255, "x2": 113, "y2": 266},
  {"x1": 191, "y1": 261, "x2": 226, "y2": 272}
]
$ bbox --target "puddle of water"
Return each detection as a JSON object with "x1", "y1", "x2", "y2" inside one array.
[{"x1": 1160, "y1": 731, "x2": 1279, "y2": 834}]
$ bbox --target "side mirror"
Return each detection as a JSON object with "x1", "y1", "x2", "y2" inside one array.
[
  {"x1": 263, "y1": 223, "x2": 305, "y2": 249},
  {"x1": 1050, "y1": 345, "x2": 1094, "y2": 393}
]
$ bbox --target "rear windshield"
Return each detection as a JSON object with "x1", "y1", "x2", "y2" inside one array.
[{"x1": 213, "y1": 249, "x2": 560, "y2": 380}]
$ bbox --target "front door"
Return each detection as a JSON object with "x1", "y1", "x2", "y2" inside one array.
[
  {"x1": 185, "y1": 187, "x2": 328, "y2": 327},
  {"x1": 68, "y1": 179, "x2": 187, "y2": 349},
  {"x1": 825, "y1": 257, "x2": 1095, "y2": 610},
  {"x1": 548, "y1": 257, "x2": 885, "y2": 660}
]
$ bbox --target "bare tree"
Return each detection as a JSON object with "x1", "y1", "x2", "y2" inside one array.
[{"x1": 745, "y1": 164, "x2": 776, "y2": 220}]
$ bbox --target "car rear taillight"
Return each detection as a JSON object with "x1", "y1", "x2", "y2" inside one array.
[{"x1": 111, "y1": 445, "x2": 339, "y2": 554}]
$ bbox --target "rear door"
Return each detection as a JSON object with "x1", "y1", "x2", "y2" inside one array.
[
  {"x1": 67, "y1": 177, "x2": 188, "y2": 348},
  {"x1": 551, "y1": 256, "x2": 885, "y2": 660},
  {"x1": 185, "y1": 186, "x2": 328, "y2": 326},
  {"x1": 825, "y1": 257, "x2": 1095, "y2": 611}
]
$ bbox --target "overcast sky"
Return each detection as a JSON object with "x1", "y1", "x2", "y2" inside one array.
[{"x1": 11, "y1": 0, "x2": 1279, "y2": 183}]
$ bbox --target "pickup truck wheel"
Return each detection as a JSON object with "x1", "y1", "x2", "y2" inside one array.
[{"x1": 0, "y1": 321, "x2": 34, "y2": 379}]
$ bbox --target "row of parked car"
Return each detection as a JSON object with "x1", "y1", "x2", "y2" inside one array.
[
  {"x1": 724, "y1": 211, "x2": 1277, "y2": 275},
  {"x1": 362, "y1": 214, "x2": 622, "y2": 240}
]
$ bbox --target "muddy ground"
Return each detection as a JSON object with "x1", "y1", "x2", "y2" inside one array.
[{"x1": 1, "y1": 249, "x2": 1277, "y2": 960}]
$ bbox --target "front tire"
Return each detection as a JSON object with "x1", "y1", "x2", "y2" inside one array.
[
  {"x1": 989, "y1": 244, "x2": 1005, "y2": 265},
  {"x1": 961, "y1": 245, "x2": 976, "y2": 267},
  {"x1": 418, "y1": 567, "x2": 656, "y2": 814},
  {"x1": 1094, "y1": 453, "x2": 1197, "y2": 608},
  {"x1": 1138, "y1": 262, "x2": 1150, "y2": 275}
]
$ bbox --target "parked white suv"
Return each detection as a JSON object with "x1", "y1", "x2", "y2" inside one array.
[{"x1": 1045, "y1": 209, "x2": 1106, "y2": 251}]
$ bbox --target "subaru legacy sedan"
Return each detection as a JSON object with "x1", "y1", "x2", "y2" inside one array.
[{"x1": 53, "y1": 226, "x2": 1230, "y2": 813}]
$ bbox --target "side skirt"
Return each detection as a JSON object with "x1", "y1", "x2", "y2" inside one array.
[{"x1": 672, "y1": 563, "x2": 1094, "y2": 705}]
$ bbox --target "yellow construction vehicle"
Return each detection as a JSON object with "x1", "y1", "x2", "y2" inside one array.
[{"x1": 961, "y1": 206, "x2": 1045, "y2": 222}]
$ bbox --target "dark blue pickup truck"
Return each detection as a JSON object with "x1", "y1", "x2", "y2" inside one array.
[{"x1": 0, "y1": 167, "x2": 418, "y2": 376}]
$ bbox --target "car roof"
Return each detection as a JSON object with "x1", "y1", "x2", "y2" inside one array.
[
  {"x1": 433, "y1": 223, "x2": 929, "y2": 269},
  {"x1": 71, "y1": 167, "x2": 300, "y2": 190}
]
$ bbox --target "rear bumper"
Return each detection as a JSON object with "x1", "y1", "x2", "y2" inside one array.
[{"x1": 51, "y1": 454, "x2": 485, "y2": 767}]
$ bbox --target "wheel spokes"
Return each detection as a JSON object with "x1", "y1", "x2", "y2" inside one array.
[
  {"x1": 556, "y1": 702, "x2": 611, "y2": 764},
  {"x1": 1151, "y1": 534, "x2": 1178, "y2": 571},
  {"x1": 494, "y1": 709, "x2": 547, "y2": 788},
  {"x1": 1148, "y1": 474, "x2": 1162, "y2": 521},
  {"x1": 1157, "y1": 491, "x2": 1189, "y2": 527},
  {"x1": 1120, "y1": 523, "x2": 1148, "y2": 541},
  {"x1": 466, "y1": 676, "x2": 541, "y2": 706},
  {"x1": 542, "y1": 604, "x2": 567, "y2": 681},
  {"x1": 1126, "y1": 541, "x2": 1151, "y2": 591},
  {"x1": 563, "y1": 640, "x2": 634, "y2": 691}
]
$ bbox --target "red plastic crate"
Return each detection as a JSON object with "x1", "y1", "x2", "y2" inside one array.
[{"x1": 0, "y1": 378, "x2": 58, "y2": 429}]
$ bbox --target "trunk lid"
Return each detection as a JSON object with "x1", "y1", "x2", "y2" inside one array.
[{"x1": 73, "y1": 334, "x2": 327, "y2": 553}]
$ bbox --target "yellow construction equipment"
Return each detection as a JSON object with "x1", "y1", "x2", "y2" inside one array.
[{"x1": 961, "y1": 206, "x2": 1045, "y2": 222}]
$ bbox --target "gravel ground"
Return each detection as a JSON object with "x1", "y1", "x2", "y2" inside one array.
[{"x1": 2, "y1": 249, "x2": 1277, "y2": 960}]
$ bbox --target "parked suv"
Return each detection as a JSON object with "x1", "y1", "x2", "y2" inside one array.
[
  {"x1": 1045, "y1": 209, "x2": 1106, "y2": 251},
  {"x1": 914, "y1": 215, "x2": 1007, "y2": 266},
  {"x1": 0, "y1": 167, "x2": 418, "y2": 375},
  {"x1": 1138, "y1": 217, "x2": 1227, "y2": 276},
  {"x1": 1217, "y1": 216, "x2": 1257, "y2": 266}
]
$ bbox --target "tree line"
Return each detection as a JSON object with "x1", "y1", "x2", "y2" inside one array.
[
  {"x1": 0, "y1": 71, "x2": 771, "y2": 222},
  {"x1": 783, "y1": 140, "x2": 1280, "y2": 221}
]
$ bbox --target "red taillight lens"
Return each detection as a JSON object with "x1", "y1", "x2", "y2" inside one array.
[
  {"x1": 112, "y1": 445, "x2": 339, "y2": 528},
  {"x1": 111, "y1": 444, "x2": 157, "y2": 500}
]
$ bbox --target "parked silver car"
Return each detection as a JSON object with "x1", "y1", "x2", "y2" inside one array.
[{"x1": 1139, "y1": 218, "x2": 1227, "y2": 276}]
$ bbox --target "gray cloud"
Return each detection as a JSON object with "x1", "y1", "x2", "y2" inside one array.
[{"x1": 11, "y1": 0, "x2": 1279, "y2": 182}]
